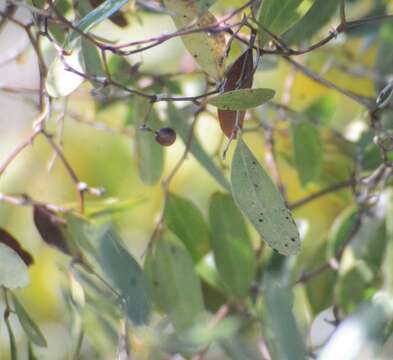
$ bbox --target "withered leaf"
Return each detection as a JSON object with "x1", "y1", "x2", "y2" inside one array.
[
  {"x1": 89, "y1": 0, "x2": 128, "y2": 27},
  {"x1": 218, "y1": 49, "x2": 254, "y2": 138},
  {"x1": 0, "y1": 228, "x2": 34, "y2": 266},
  {"x1": 33, "y1": 205, "x2": 69, "y2": 255}
]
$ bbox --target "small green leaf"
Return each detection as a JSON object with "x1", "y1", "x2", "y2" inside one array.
[
  {"x1": 167, "y1": 103, "x2": 230, "y2": 190},
  {"x1": 65, "y1": 0, "x2": 129, "y2": 50},
  {"x1": 257, "y1": 0, "x2": 307, "y2": 46},
  {"x1": 144, "y1": 233, "x2": 204, "y2": 330},
  {"x1": 208, "y1": 89, "x2": 275, "y2": 111},
  {"x1": 11, "y1": 294, "x2": 47, "y2": 347},
  {"x1": 0, "y1": 243, "x2": 30, "y2": 289},
  {"x1": 46, "y1": 48, "x2": 85, "y2": 98},
  {"x1": 231, "y1": 139, "x2": 300, "y2": 256},
  {"x1": 209, "y1": 192, "x2": 256, "y2": 297},
  {"x1": 135, "y1": 109, "x2": 164, "y2": 186},
  {"x1": 96, "y1": 225, "x2": 150, "y2": 325},
  {"x1": 376, "y1": 81, "x2": 393, "y2": 108},
  {"x1": 283, "y1": 0, "x2": 339, "y2": 44},
  {"x1": 166, "y1": 193, "x2": 210, "y2": 262},
  {"x1": 292, "y1": 120, "x2": 323, "y2": 186}
]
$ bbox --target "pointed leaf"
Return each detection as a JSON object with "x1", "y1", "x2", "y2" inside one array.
[
  {"x1": 292, "y1": 120, "x2": 323, "y2": 186},
  {"x1": 96, "y1": 225, "x2": 151, "y2": 325},
  {"x1": 46, "y1": 48, "x2": 85, "y2": 98},
  {"x1": 0, "y1": 243, "x2": 30, "y2": 289},
  {"x1": 144, "y1": 233, "x2": 204, "y2": 330},
  {"x1": 209, "y1": 192, "x2": 256, "y2": 297},
  {"x1": 231, "y1": 139, "x2": 300, "y2": 255},
  {"x1": 208, "y1": 88, "x2": 275, "y2": 111},
  {"x1": 163, "y1": 0, "x2": 225, "y2": 80},
  {"x1": 167, "y1": 103, "x2": 230, "y2": 190},
  {"x1": 166, "y1": 193, "x2": 210, "y2": 262},
  {"x1": 11, "y1": 295, "x2": 47, "y2": 347},
  {"x1": 0, "y1": 228, "x2": 33, "y2": 266}
]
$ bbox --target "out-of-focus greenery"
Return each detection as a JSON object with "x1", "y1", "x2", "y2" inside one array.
[{"x1": 0, "y1": 0, "x2": 393, "y2": 359}]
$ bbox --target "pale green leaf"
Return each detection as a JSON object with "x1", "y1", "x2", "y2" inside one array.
[
  {"x1": 167, "y1": 103, "x2": 230, "y2": 190},
  {"x1": 46, "y1": 48, "x2": 85, "y2": 98},
  {"x1": 231, "y1": 139, "x2": 300, "y2": 256},
  {"x1": 0, "y1": 243, "x2": 30, "y2": 289},
  {"x1": 11, "y1": 295, "x2": 47, "y2": 347},
  {"x1": 96, "y1": 225, "x2": 150, "y2": 325},
  {"x1": 292, "y1": 120, "x2": 323, "y2": 186},
  {"x1": 144, "y1": 233, "x2": 204, "y2": 330},
  {"x1": 166, "y1": 193, "x2": 210, "y2": 262},
  {"x1": 209, "y1": 192, "x2": 256, "y2": 297},
  {"x1": 208, "y1": 88, "x2": 275, "y2": 110}
]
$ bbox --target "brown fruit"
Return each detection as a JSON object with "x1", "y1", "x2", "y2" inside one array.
[
  {"x1": 218, "y1": 49, "x2": 254, "y2": 138},
  {"x1": 155, "y1": 127, "x2": 177, "y2": 146}
]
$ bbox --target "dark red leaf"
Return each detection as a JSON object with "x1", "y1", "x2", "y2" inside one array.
[
  {"x1": 218, "y1": 49, "x2": 254, "y2": 138},
  {"x1": 33, "y1": 205, "x2": 69, "y2": 255},
  {"x1": 0, "y1": 228, "x2": 34, "y2": 266},
  {"x1": 89, "y1": 0, "x2": 128, "y2": 27}
]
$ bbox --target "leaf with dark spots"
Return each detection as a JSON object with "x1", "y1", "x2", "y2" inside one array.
[
  {"x1": 33, "y1": 205, "x2": 69, "y2": 255},
  {"x1": 0, "y1": 228, "x2": 33, "y2": 266},
  {"x1": 218, "y1": 49, "x2": 254, "y2": 138}
]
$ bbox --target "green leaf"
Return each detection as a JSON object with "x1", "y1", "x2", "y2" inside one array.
[
  {"x1": 263, "y1": 273, "x2": 307, "y2": 360},
  {"x1": 167, "y1": 103, "x2": 230, "y2": 191},
  {"x1": 0, "y1": 243, "x2": 30, "y2": 289},
  {"x1": 96, "y1": 225, "x2": 150, "y2": 325},
  {"x1": 163, "y1": 0, "x2": 225, "y2": 80},
  {"x1": 257, "y1": 0, "x2": 307, "y2": 46},
  {"x1": 208, "y1": 89, "x2": 275, "y2": 111},
  {"x1": 304, "y1": 96, "x2": 336, "y2": 125},
  {"x1": 144, "y1": 233, "x2": 205, "y2": 330},
  {"x1": 81, "y1": 38, "x2": 107, "y2": 91},
  {"x1": 5, "y1": 307, "x2": 17, "y2": 360},
  {"x1": 166, "y1": 193, "x2": 210, "y2": 262},
  {"x1": 292, "y1": 120, "x2": 323, "y2": 186},
  {"x1": 208, "y1": 192, "x2": 256, "y2": 297},
  {"x1": 11, "y1": 294, "x2": 47, "y2": 347},
  {"x1": 46, "y1": 48, "x2": 85, "y2": 98},
  {"x1": 65, "y1": 0, "x2": 129, "y2": 50},
  {"x1": 376, "y1": 81, "x2": 393, "y2": 108},
  {"x1": 283, "y1": 0, "x2": 339, "y2": 44},
  {"x1": 135, "y1": 109, "x2": 164, "y2": 186},
  {"x1": 231, "y1": 139, "x2": 300, "y2": 256}
]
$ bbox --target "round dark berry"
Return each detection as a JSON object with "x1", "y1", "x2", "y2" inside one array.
[{"x1": 155, "y1": 127, "x2": 176, "y2": 146}]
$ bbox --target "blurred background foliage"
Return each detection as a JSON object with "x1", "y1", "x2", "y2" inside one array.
[{"x1": 0, "y1": 0, "x2": 393, "y2": 359}]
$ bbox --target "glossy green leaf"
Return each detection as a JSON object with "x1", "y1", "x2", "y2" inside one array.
[
  {"x1": 263, "y1": 273, "x2": 307, "y2": 360},
  {"x1": 283, "y1": 0, "x2": 339, "y2": 44},
  {"x1": 46, "y1": 48, "x2": 85, "y2": 98},
  {"x1": 0, "y1": 243, "x2": 30, "y2": 289},
  {"x1": 163, "y1": 0, "x2": 225, "y2": 80},
  {"x1": 135, "y1": 108, "x2": 164, "y2": 186},
  {"x1": 208, "y1": 192, "x2": 256, "y2": 297},
  {"x1": 257, "y1": 0, "x2": 307, "y2": 46},
  {"x1": 166, "y1": 193, "x2": 210, "y2": 262},
  {"x1": 65, "y1": 0, "x2": 129, "y2": 50},
  {"x1": 208, "y1": 89, "x2": 275, "y2": 111},
  {"x1": 231, "y1": 139, "x2": 300, "y2": 256},
  {"x1": 167, "y1": 103, "x2": 230, "y2": 190},
  {"x1": 292, "y1": 120, "x2": 323, "y2": 186},
  {"x1": 11, "y1": 294, "x2": 47, "y2": 347},
  {"x1": 144, "y1": 233, "x2": 204, "y2": 330},
  {"x1": 96, "y1": 225, "x2": 150, "y2": 325}
]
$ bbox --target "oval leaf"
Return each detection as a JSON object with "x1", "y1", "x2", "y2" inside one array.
[
  {"x1": 144, "y1": 233, "x2": 204, "y2": 330},
  {"x1": 231, "y1": 139, "x2": 300, "y2": 256},
  {"x1": 209, "y1": 192, "x2": 256, "y2": 297},
  {"x1": 0, "y1": 243, "x2": 30, "y2": 289},
  {"x1": 167, "y1": 103, "x2": 230, "y2": 190},
  {"x1": 209, "y1": 88, "x2": 275, "y2": 111},
  {"x1": 166, "y1": 193, "x2": 210, "y2": 262},
  {"x1": 0, "y1": 228, "x2": 33, "y2": 266},
  {"x1": 96, "y1": 225, "x2": 150, "y2": 325},
  {"x1": 292, "y1": 120, "x2": 323, "y2": 187},
  {"x1": 218, "y1": 49, "x2": 254, "y2": 138},
  {"x1": 11, "y1": 295, "x2": 47, "y2": 347}
]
